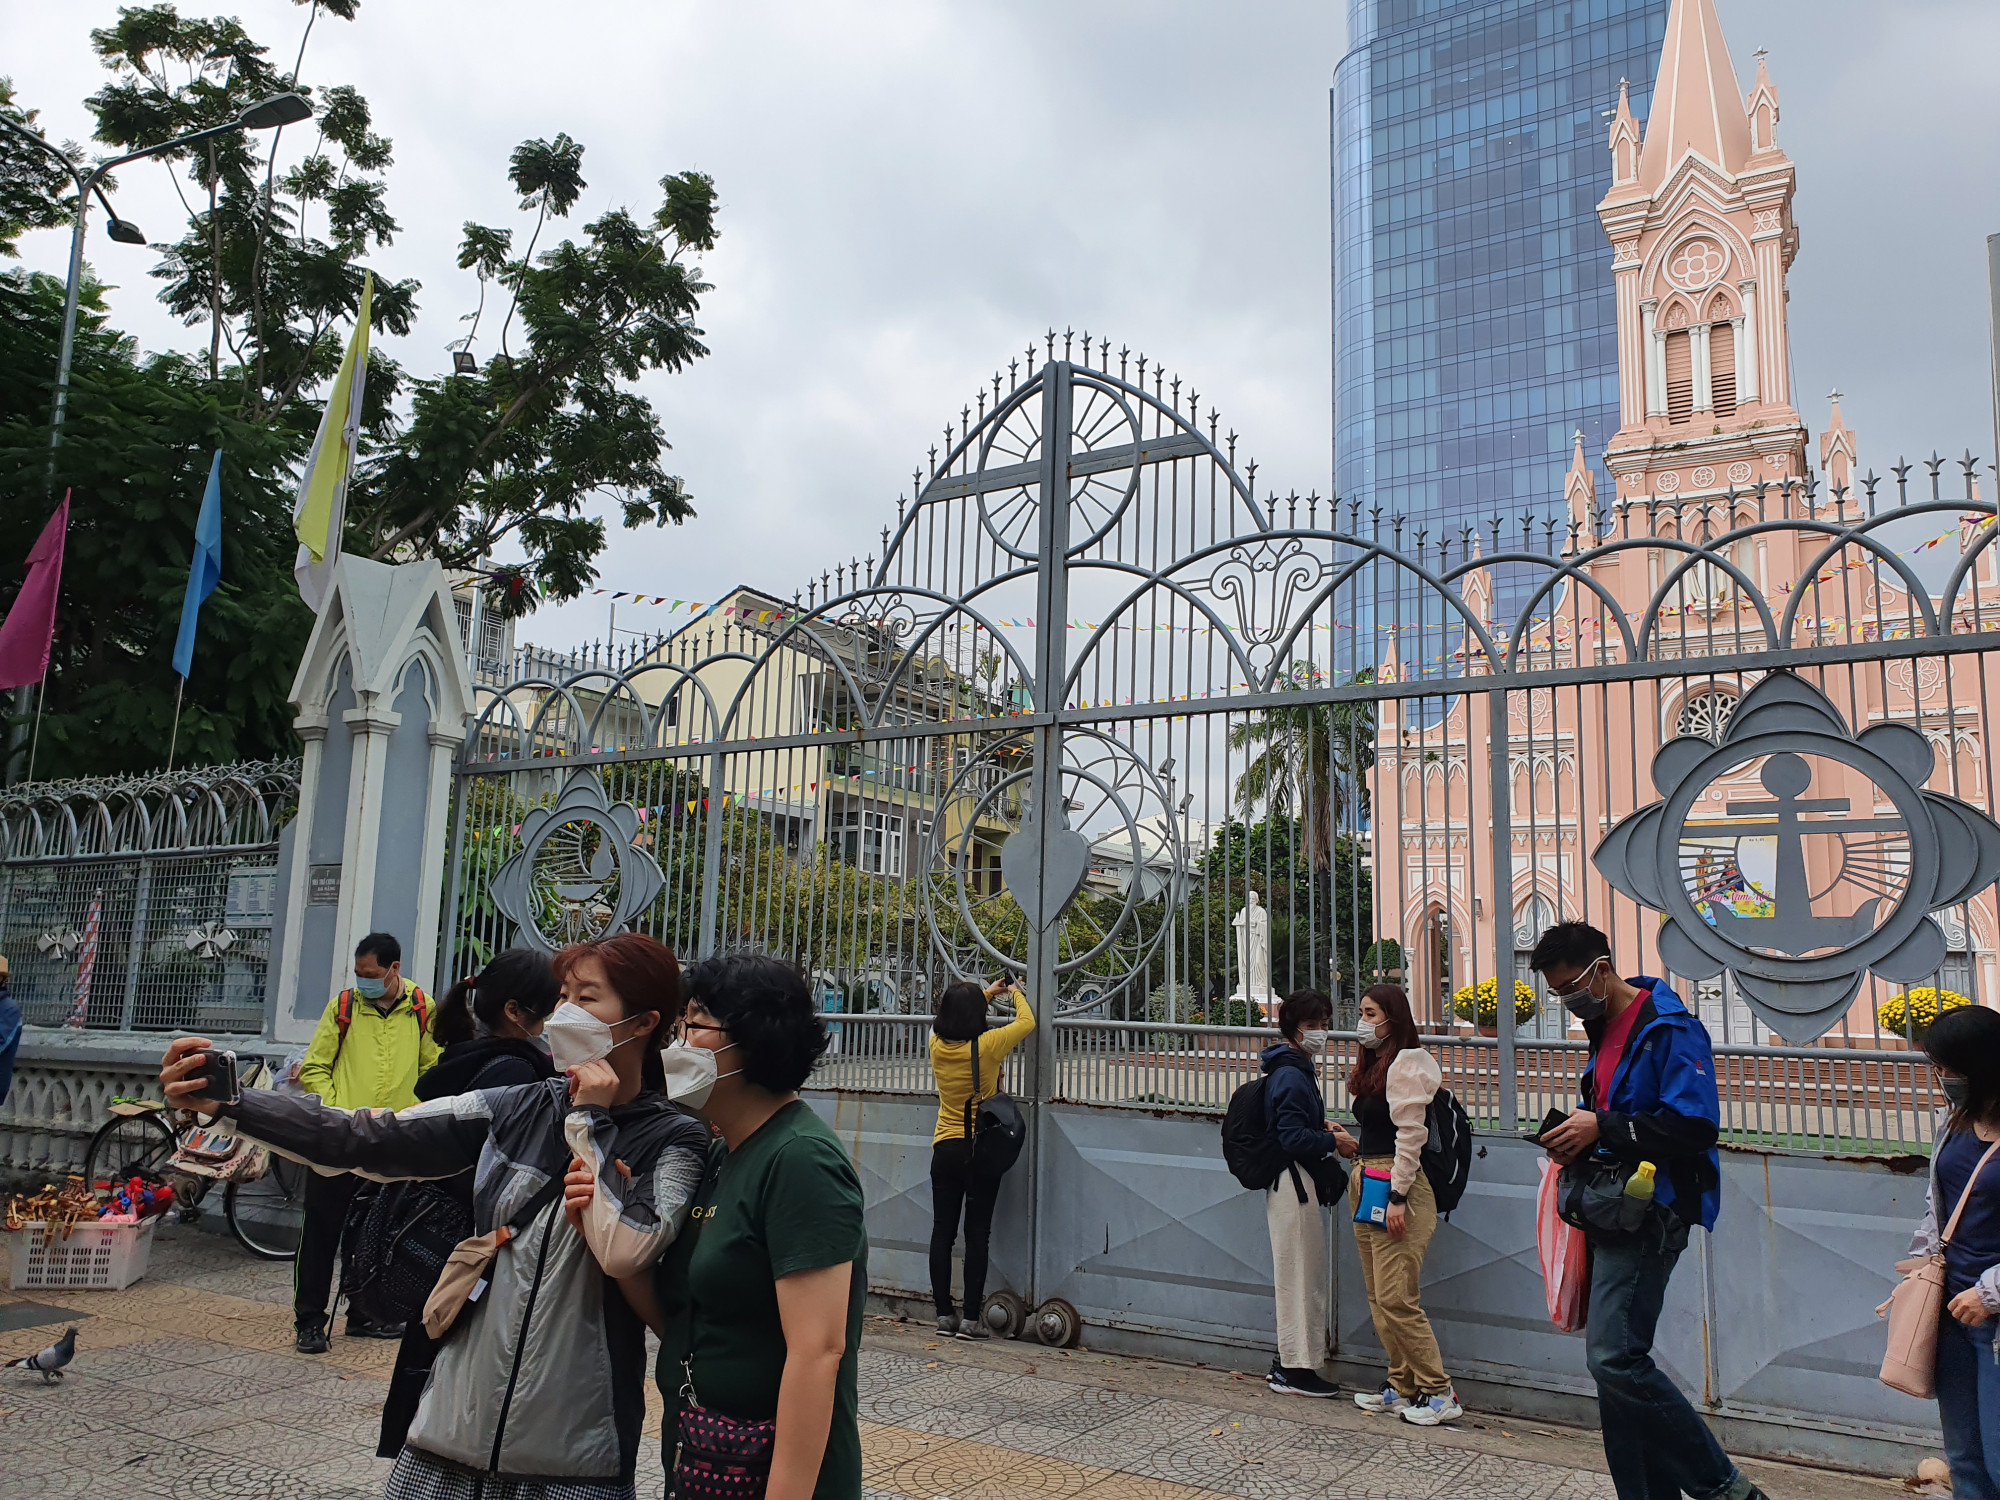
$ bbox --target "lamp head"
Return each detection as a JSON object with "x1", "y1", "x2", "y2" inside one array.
[
  {"x1": 105, "y1": 217, "x2": 147, "y2": 246},
  {"x1": 239, "y1": 93, "x2": 312, "y2": 131}
]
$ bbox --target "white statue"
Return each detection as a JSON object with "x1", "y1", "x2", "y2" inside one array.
[{"x1": 1230, "y1": 889, "x2": 1275, "y2": 1011}]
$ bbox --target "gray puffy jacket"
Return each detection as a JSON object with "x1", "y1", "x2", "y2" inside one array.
[{"x1": 228, "y1": 1078, "x2": 708, "y2": 1483}]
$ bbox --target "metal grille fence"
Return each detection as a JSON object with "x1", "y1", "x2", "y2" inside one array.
[
  {"x1": 0, "y1": 763, "x2": 296, "y2": 1032},
  {"x1": 804, "y1": 1016, "x2": 1940, "y2": 1154},
  {"x1": 449, "y1": 339, "x2": 1997, "y2": 1160}
]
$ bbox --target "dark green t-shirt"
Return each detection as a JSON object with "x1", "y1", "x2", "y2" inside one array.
[{"x1": 654, "y1": 1100, "x2": 866, "y2": 1500}]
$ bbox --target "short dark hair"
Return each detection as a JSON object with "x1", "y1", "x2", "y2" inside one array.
[
  {"x1": 1528, "y1": 921, "x2": 1610, "y2": 975},
  {"x1": 1925, "y1": 1004, "x2": 2000, "y2": 1131},
  {"x1": 356, "y1": 932, "x2": 402, "y2": 967},
  {"x1": 933, "y1": 981, "x2": 990, "y2": 1043},
  {"x1": 683, "y1": 953, "x2": 828, "y2": 1093},
  {"x1": 1277, "y1": 989, "x2": 1333, "y2": 1039}
]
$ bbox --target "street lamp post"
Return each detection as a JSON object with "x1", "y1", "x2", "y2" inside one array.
[{"x1": 0, "y1": 91, "x2": 312, "y2": 462}]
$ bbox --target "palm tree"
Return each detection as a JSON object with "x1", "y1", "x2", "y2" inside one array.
[{"x1": 1228, "y1": 664, "x2": 1376, "y2": 870}]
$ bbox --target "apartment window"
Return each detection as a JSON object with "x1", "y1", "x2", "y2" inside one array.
[{"x1": 836, "y1": 810, "x2": 904, "y2": 876}]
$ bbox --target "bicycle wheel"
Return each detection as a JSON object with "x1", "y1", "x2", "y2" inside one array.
[
  {"x1": 226, "y1": 1154, "x2": 306, "y2": 1260},
  {"x1": 84, "y1": 1110, "x2": 178, "y2": 1188}
]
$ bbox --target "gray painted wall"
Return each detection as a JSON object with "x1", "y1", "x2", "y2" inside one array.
[
  {"x1": 805, "y1": 1090, "x2": 1938, "y2": 1474},
  {"x1": 295, "y1": 658, "x2": 356, "y2": 1023},
  {"x1": 369, "y1": 657, "x2": 434, "y2": 947}
]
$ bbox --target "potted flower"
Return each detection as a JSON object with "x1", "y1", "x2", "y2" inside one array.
[
  {"x1": 1452, "y1": 977, "x2": 1539, "y2": 1036},
  {"x1": 1876, "y1": 986, "x2": 1972, "y2": 1046}
]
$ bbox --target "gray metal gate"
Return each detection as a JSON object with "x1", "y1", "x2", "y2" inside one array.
[{"x1": 449, "y1": 339, "x2": 1994, "y2": 1150}]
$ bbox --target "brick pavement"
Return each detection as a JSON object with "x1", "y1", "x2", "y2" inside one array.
[{"x1": 0, "y1": 1222, "x2": 1908, "y2": 1500}]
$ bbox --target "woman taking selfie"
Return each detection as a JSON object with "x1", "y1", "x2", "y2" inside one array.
[
  {"x1": 377, "y1": 947, "x2": 561, "y2": 1458},
  {"x1": 1340, "y1": 983, "x2": 1460, "y2": 1427},
  {"x1": 1912, "y1": 1005, "x2": 2000, "y2": 1498},
  {"x1": 160, "y1": 932, "x2": 706, "y2": 1500},
  {"x1": 928, "y1": 976, "x2": 1034, "y2": 1337}
]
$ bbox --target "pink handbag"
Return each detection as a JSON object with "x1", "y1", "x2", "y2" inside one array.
[
  {"x1": 1878, "y1": 1136, "x2": 2000, "y2": 1398},
  {"x1": 1537, "y1": 1158, "x2": 1590, "y2": 1332}
]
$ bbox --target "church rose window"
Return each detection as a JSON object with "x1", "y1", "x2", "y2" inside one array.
[{"x1": 1676, "y1": 689, "x2": 1738, "y2": 743}]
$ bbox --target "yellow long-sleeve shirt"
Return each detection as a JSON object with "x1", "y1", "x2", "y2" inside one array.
[{"x1": 929, "y1": 989, "x2": 1035, "y2": 1145}]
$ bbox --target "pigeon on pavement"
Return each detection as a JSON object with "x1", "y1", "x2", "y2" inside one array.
[{"x1": 7, "y1": 1326, "x2": 77, "y2": 1383}]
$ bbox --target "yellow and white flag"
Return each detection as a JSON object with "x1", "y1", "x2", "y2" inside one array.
[{"x1": 292, "y1": 270, "x2": 374, "y2": 612}]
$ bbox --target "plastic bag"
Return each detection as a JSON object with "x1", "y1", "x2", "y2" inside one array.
[{"x1": 1537, "y1": 1156, "x2": 1590, "y2": 1332}]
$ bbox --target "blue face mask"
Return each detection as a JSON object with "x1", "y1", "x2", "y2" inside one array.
[{"x1": 354, "y1": 975, "x2": 389, "y2": 1000}]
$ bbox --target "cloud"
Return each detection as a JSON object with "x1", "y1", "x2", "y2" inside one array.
[{"x1": 8, "y1": 0, "x2": 1997, "y2": 659}]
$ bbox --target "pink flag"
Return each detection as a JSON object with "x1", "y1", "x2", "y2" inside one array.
[
  {"x1": 65, "y1": 889, "x2": 103, "y2": 1029},
  {"x1": 0, "y1": 495, "x2": 68, "y2": 690}
]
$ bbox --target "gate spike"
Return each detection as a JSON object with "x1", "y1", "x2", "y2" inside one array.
[
  {"x1": 1862, "y1": 470, "x2": 1880, "y2": 514},
  {"x1": 928, "y1": 445, "x2": 938, "y2": 478},
  {"x1": 1118, "y1": 345, "x2": 1129, "y2": 379},
  {"x1": 1063, "y1": 328, "x2": 1073, "y2": 361},
  {"x1": 1046, "y1": 330, "x2": 1057, "y2": 361},
  {"x1": 1099, "y1": 337, "x2": 1109, "y2": 367}
]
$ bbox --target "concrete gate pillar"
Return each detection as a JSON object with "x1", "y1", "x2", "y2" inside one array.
[{"x1": 267, "y1": 557, "x2": 475, "y2": 1042}]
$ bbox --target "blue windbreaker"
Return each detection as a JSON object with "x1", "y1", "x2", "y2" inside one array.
[{"x1": 1575, "y1": 976, "x2": 1721, "y2": 1230}]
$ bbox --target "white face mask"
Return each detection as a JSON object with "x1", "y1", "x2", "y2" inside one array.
[
  {"x1": 661, "y1": 1037, "x2": 742, "y2": 1109},
  {"x1": 1355, "y1": 1020, "x2": 1384, "y2": 1049},
  {"x1": 542, "y1": 1001, "x2": 643, "y2": 1073},
  {"x1": 1299, "y1": 1028, "x2": 1330, "y2": 1055}
]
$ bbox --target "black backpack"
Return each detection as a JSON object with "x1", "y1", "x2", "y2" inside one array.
[
  {"x1": 338, "y1": 1178, "x2": 473, "y2": 1327},
  {"x1": 1221, "y1": 1076, "x2": 1289, "y2": 1191},
  {"x1": 1421, "y1": 1088, "x2": 1474, "y2": 1217}
]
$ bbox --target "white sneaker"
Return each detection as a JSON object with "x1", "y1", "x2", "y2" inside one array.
[
  {"x1": 1353, "y1": 1385, "x2": 1411, "y2": 1414},
  {"x1": 1399, "y1": 1389, "x2": 1463, "y2": 1426}
]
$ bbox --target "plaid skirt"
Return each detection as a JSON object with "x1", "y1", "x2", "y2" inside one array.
[{"x1": 384, "y1": 1445, "x2": 637, "y2": 1500}]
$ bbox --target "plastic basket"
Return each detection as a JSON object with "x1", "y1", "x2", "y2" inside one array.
[{"x1": 5, "y1": 1216, "x2": 157, "y2": 1291}]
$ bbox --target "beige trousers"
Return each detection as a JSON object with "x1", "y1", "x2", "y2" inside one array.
[
  {"x1": 1348, "y1": 1156, "x2": 1449, "y2": 1397},
  {"x1": 1265, "y1": 1166, "x2": 1329, "y2": 1371}
]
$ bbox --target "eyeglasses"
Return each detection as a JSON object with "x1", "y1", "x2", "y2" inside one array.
[{"x1": 1546, "y1": 958, "x2": 1606, "y2": 1000}]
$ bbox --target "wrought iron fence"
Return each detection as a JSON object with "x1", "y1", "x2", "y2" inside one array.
[
  {"x1": 0, "y1": 762, "x2": 297, "y2": 1031},
  {"x1": 804, "y1": 1016, "x2": 1940, "y2": 1155},
  {"x1": 448, "y1": 337, "x2": 1998, "y2": 1158}
]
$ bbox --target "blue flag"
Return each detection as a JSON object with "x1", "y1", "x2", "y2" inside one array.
[{"x1": 173, "y1": 451, "x2": 223, "y2": 678}]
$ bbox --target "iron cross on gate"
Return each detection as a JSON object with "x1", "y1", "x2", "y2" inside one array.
[{"x1": 1699, "y1": 750, "x2": 1903, "y2": 955}]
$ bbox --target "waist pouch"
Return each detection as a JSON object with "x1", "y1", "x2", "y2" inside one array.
[
  {"x1": 674, "y1": 1359, "x2": 776, "y2": 1500},
  {"x1": 1556, "y1": 1158, "x2": 1680, "y2": 1246}
]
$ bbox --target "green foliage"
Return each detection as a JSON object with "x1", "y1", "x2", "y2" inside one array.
[
  {"x1": 1229, "y1": 663, "x2": 1376, "y2": 871},
  {"x1": 0, "y1": 79, "x2": 77, "y2": 259},
  {"x1": 352, "y1": 159, "x2": 717, "y2": 607},
  {"x1": 0, "y1": 269, "x2": 312, "y2": 773}
]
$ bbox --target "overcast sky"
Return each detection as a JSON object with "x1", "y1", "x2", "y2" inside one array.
[{"x1": 8, "y1": 0, "x2": 1999, "y2": 656}]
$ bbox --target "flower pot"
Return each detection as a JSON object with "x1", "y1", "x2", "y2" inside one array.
[{"x1": 1475, "y1": 1024, "x2": 1499, "y2": 1038}]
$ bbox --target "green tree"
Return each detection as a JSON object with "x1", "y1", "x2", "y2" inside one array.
[
  {"x1": 74, "y1": 1, "x2": 718, "y2": 604},
  {"x1": 1228, "y1": 662, "x2": 1377, "y2": 870},
  {"x1": 0, "y1": 269, "x2": 313, "y2": 774},
  {"x1": 0, "y1": 79, "x2": 77, "y2": 259}
]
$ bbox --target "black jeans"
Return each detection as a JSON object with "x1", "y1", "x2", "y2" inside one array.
[
  {"x1": 294, "y1": 1168, "x2": 359, "y2": 1327},
  {"x1": 930, "y1": 1138, "x2": 1001, "y2": 1319},
  {"x1": 1584, "y1": 1219, "x2": 1746, "y2": 1500}
]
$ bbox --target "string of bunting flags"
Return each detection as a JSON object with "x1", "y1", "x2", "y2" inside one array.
[{"x1": 579, "y1": 515, "x2": 1986, "y2": 641}]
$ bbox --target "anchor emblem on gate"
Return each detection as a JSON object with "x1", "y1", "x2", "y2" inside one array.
[{"x1": 1593, "y1": 672, "x2": 2000, "y2": 1044}]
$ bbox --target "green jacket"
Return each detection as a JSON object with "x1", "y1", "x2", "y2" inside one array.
[{"x1": 296, "y1": 983, "x2": 439, "y2": 1111}]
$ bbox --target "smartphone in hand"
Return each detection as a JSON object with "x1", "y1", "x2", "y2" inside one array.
[
  {"x1": 1525, "y1": 1106, "x2": 1569, "y2": 1146},
  {"x1": 193, "y1": 1048, "x2": 241, "y2": 1107}
]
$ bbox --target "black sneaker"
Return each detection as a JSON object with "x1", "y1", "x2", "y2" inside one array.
[
  {"x1": 956, "y1": 1321, "x2": 991, "y2": 1341},
  {"x1": 1268, "y1": 1364, "x2": 1340, "y2": 1398},
  {"x1": 294, "y1": 1320, "x2": 330, "y2": 1355},
  {"x1": 344, "y1": 1316, "x2": 405, "y2": 1340}
]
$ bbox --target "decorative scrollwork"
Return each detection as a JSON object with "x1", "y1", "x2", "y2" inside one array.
[
  {"x1": 488, "y1": 773, "x2": 667, "y2": 952},
  {"x1": 1197, "y1": 538, "x2": 1331, "y2": 678}
]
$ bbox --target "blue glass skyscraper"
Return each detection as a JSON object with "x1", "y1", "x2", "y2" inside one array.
[{"x1": 1333, "y1": 0, "x2": 1670, "y2": 549}]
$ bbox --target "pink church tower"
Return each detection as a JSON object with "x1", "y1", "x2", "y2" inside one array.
[{"x1": 1598, "y1": 0, "x2": 1806, "y2": 504}]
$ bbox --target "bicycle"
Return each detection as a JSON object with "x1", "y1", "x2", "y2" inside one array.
[{"x1": 83, "y1": 1069, "x2": 307, "y2": 1261}]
